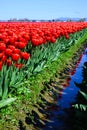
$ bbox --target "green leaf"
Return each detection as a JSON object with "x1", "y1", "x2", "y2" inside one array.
[
  {"x1": 72, "y1": 104, "x2": 87, "y2": 111},
  {"x1": 0, "y1": 98, "x2": 16, "y2": 108},
  {"x1": 73, "y1": 104, "x2": 79, "y2": 109},
  {"x1": 52, "y1": 52, "x2": 60, "y2": 61},
  {"x1": 80, "y1": 104, "x2": 87, "y2": 111},
  {"x1": 9, "y1": 69, "x2": 18, "y2": 86},
  {"x1": 33, "y1": 61, "x2": 46, "y2": 73},
  {"x1": 2, "y1": 70, "x2": 9, "y2": 99},
  {"x1": 80, "y1": 91, "x2": 87, "y2": 100},
  {"x1": 0, "y1": 69, "x2": 4, "y2": 97}
]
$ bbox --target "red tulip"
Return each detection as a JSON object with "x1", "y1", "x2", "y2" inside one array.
[
  {"x1": 6, "y1": 59, "x2": 12, "y2": 66},
  {"x1": 8, "y1": 45, "x2": 15, "y2": 51},
  {"x1": 12, "y1": 53, "x2": 20, "y2": 61},
  {"x1": 2, "y1": 55, "x2": 7, "y2": 63},
  {"x1": 21, "y1": 52, "x2": 30, "y2": 60},
  {"x1": 17, "y1": 42, "x2": 26, "y2": 49},
  {"x1": 65, "y1": 34, "x2": 69, "y2": 39},
  {"x1": 13, "y1": 49, "x2": 20, "y2": 54},
  {"x1": 14, "y1": 63, "x2": 24, "y2": 69},
  {"x1": 0, "y1": 52, "x2": 4, "y2": 59},
  {"x1": 0, "y1": 43, "x2": 6, "y2": 52},
  {"x1": 51, "y1": 37, "x2": 56, "y2": 43},
  {"x1": 31, "y1": 38, "x2": 39, "y2": 46},
  {"x1": 5, "y1": 48, "x2": 12, "y2": 56},
  {"x1": 0, "y1": 61, "x2": 2, "y2": 71}
]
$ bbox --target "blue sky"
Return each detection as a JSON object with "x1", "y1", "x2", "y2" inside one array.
[{"x1": 0, "y1": 0, "x2": 87, "y2": 20}]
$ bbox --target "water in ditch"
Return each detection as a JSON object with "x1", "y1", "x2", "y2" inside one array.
[{"x1": 39, "y1": 48, "x2": 87, "y2": 130}]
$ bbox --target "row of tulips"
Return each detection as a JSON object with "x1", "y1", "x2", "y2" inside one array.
[
  {"x1": 0, "y1": 22, "x2": 87, "y2": 70},
  {"x1": 0, "y1": 22, "x2": 87, "y2": 46}
]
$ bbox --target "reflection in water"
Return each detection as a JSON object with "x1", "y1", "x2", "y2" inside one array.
[
  {"x1": 42, "y1": 49, "x2": 87, "y2": 130},
  {"x1": 74, "y1": 62, "x2": 87, "y2": 107}
]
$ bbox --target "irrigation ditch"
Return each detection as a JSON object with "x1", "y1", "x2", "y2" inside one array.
[{"x1": 18, "y1": 42, "x2": 87, "y2": 130}]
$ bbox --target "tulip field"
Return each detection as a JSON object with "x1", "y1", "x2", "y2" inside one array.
[
  {"x1": 0, "y1": 22, "x2": 87, "y2": 69},
  {"x1": 0, "y1": 22, "x2": 87, "y2": 103},
  {"x1": 0, "y1": 21, "x2": 87, "y2": 129}
]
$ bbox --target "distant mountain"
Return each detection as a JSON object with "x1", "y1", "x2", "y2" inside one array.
[
  {"x1": 0, "y1": 17, "x2": 87, "y2": 22},
  {"x1": 30, "y1": 17, "x2": 87, "y2": 22},
  {"x1": 54, "y1": 17, "x2": 87, "y2": 22}
]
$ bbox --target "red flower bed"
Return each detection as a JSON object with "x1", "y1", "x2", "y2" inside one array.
[{"x1": 0, "y1": 21, "x2": 87, "y2": 70}]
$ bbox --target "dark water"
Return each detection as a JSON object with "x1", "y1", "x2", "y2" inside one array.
[{"x1": 42, "y1": 49, "x2": 87, "y2": 130}]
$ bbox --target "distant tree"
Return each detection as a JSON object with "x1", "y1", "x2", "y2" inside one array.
[
  {"x1": 67, "y1": 19, "x2": 72, "y2": 22},
  {"x1": 8, "y1": 18, "x2": 17, "y2": 22},
  {"x1": 78, "y1": 18, "x2": 86, "y2": 22}
]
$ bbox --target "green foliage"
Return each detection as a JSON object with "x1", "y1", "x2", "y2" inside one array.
[
  {"x1": 0, "y1": 98, "x2": 16, "y2": 108},
  {"x1": 73, "y1": 91, "x2": 87, "y2": 111},
  {"x1": 80, "y1": 91, "x2": 87, "y2": 100},
  {"x1": 0, "y1": 66, "x2": 24, "y2": 99}
]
